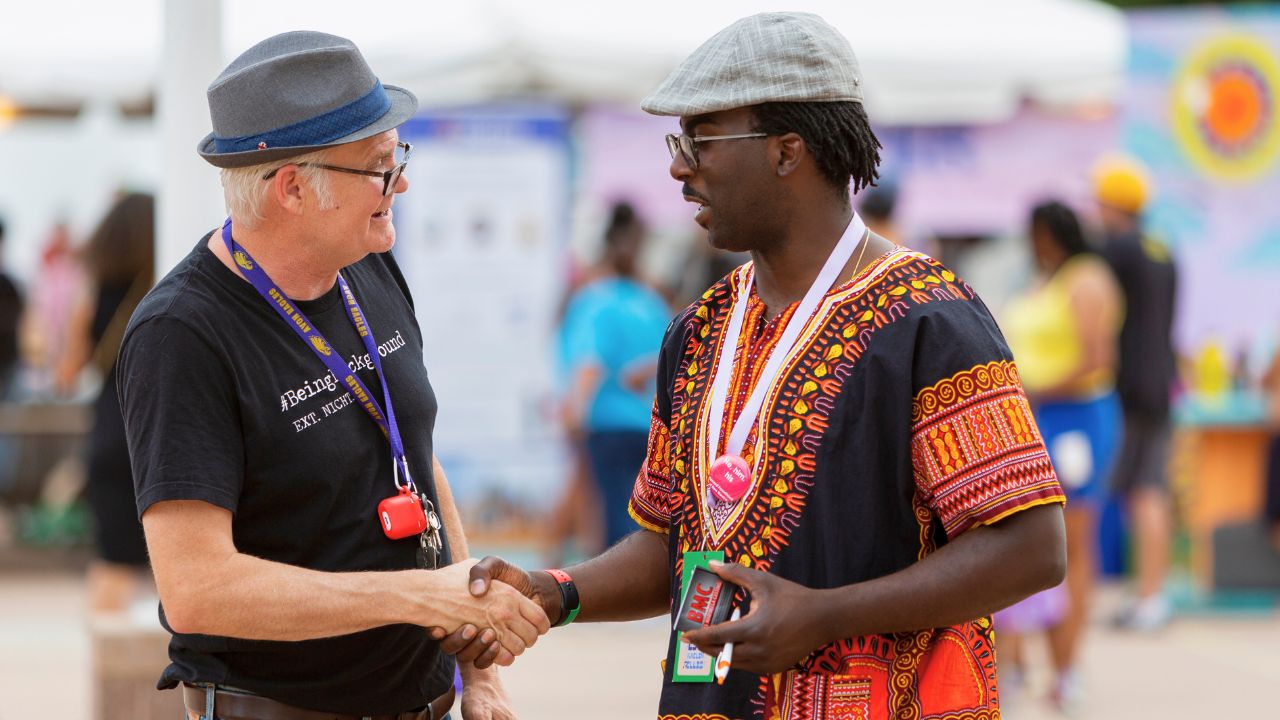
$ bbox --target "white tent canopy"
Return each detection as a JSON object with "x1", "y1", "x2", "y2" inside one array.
[
  {"x1": 0, "y1": 0, "x2": 1127, "y2": 276},
  {"x1": 2, "y1": 0, "x2": 1125, "y2": 125}
]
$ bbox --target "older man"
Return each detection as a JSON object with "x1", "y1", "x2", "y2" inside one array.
[
  {"x1": 460, "y1": 13, "x2": 1067, "y2": 719},
  {"x1": 118, "y1": 31, "x2": 547, "y2": 720}
]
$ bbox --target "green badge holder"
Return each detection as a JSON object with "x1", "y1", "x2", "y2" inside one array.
[{"x1": 673, "y1": 550, "x2": 724, "y2": 683}]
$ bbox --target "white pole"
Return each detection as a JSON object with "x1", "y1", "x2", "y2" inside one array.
[{"x1": 157, "y1": 0, "x2": 224, "y2": 276}]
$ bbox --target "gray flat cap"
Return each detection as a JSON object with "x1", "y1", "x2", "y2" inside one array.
[
  {"x1": 198, "y1": 31, "x2": 418, "y2": 168},
  {"x1": 642, "y1": 12, "x2": 863, "y2": 116}
]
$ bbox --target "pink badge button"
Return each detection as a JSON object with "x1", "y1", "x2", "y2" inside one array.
[{"x1": 708, "y1": 454, "x2": 752, "y2": 503}]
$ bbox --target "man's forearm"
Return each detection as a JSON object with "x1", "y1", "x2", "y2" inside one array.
[
  {"x1": 144, "y1": 500, "x2": 545, "y2": 649},
  {"x1": 550, "y1": 528, "x2": 672, "y2": 623},
  {"x1": 680, "y1": 505, "x2": 1065, "y2": 676},
  {"x1": 160, "y1": 549, "x2": 455, "y2": 640},
  {"x1": 818, "y1": 503, "x2": 1065, "y2": 642}
]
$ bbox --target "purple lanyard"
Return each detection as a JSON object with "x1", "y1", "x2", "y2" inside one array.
[{"x1": 221, "y1": 218, "x2": 416, "y2": 493}]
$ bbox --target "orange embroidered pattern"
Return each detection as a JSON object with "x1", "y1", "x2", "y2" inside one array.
[
  {"x1": 631, "y1": 408, "x2": 673, "y2": 533},
  {"x1": 911, "y1": 361, "x2": 1062, "y2": 538},
  {"x1": 786, "y1": 619, "x2": 1001, "y2": 720}
]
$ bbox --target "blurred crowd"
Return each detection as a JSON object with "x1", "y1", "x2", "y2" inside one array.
[
  {"x1": 991, "y1": 157, "x2": 1179, "y2": 712},
  {"x1": 0, "y1": 191, "x2": 156, "y2": 616}
]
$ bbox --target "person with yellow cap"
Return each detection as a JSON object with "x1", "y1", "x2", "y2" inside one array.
[{"x1": 1093, "y1": 155, "x2": 1179, "y2": 633}]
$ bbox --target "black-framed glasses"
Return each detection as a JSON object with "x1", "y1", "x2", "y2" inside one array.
[
  {"x1": 262, "y1": 141, "x2": 412, "y2": 196},
  {"x1": 664, "y1": 132, "x2": 767, "y2": 170}
]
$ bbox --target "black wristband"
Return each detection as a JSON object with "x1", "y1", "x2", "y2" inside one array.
[{"x1": 546, "y1": 569, "x2": 580, "y2": 627}]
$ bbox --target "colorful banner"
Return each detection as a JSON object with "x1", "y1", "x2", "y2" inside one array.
[{"x1": 1126, "y1": 7, "x2": 1280, "y2": 357}]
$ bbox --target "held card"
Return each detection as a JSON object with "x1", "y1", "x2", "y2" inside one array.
[
  {"x1": 673, "y1": 550, "x2": 723, "y2": 683},
  {"x1": 674, "y1": 565, "x2": 740, "y2": 633}
]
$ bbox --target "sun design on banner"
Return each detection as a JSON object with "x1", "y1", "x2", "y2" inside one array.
[{"x1": 1172, "y1": 33, "x2": 1280, "y2": 180}]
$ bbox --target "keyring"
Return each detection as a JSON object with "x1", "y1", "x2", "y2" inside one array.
[{"x1": 392, "y1": 456, "x2": 417, "y2": 495}]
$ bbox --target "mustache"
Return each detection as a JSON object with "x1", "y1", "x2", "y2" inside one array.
[{"x1": 682, "y1": 184, "x2": 709, "y2": 204}]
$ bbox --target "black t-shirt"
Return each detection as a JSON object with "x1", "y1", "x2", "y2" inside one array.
[
  {"x1": 1100, "y1": 231, "x2": 1178, "y2": 419},
  {"x1": 118, "y1": 234, "x2": 454, "y2": 714}
]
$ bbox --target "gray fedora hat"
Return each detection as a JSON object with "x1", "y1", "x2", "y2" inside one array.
[
  {"x1": 642, "y1": 12, "x2": 863, "y2": 117},
  {"x1": 198, "y1": 31, "x2": 418, "y2": 168}
]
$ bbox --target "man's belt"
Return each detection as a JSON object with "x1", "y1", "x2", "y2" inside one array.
[{"x1": 182, "y1": 683, "x2": 455, "y2": 720}]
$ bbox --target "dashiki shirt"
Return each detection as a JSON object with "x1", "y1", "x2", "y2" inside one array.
[{"x1": 630, "y1": 247, "x2": 1063, "y2": 720}]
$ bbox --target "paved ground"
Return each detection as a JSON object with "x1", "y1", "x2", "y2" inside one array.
[{"x1": 1, "y1": 571, "x2": 1275, "y2": 719}]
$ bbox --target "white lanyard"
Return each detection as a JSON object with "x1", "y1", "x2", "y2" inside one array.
[{"x1": 704, "y1": 213, "x2": 869, "y2": 474}]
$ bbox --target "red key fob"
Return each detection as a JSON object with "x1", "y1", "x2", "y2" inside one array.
[{"x1": 378, "y1": 487, "x2": 428, "y2": 539}]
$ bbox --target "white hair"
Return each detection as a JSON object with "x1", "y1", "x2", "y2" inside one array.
[{"x1": 219, "y1": 148, "x2": 336, "y2": 228}]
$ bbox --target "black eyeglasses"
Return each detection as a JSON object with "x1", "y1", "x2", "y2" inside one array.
[
  {"x1": 262, "y1": 141, "x2": 412, "y2": 196},
  {"x1": 664, "y1": 132, "x2": 767, "y2": 170}
]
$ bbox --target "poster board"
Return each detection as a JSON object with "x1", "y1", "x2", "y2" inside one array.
[{"x1": 394, "y1": 105, "x2": 571, "y2": 524}]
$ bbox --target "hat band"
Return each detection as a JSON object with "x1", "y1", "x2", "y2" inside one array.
[{"x1": 212, "y1": 81, "x2": 393, "y2": 154}]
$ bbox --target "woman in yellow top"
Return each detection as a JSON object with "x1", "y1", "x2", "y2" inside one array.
[{"x1": 997, "y1": 201, "x2": 1124, "y2": 712}]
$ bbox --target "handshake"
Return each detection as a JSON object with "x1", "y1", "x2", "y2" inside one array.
[{"x1": 425, "y1": 556, "x2": 561, "y2": 668}]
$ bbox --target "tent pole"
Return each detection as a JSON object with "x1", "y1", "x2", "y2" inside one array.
[{"x1": 157, "y1": 0, "x2": 224, "y2": 275}]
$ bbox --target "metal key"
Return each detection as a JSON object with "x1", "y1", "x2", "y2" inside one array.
[{"x1": 417, "y1": 498, "x2": 445, "y2": 569}]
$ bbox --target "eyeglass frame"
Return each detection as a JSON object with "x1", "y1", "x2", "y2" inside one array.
[
  {"x1": 664, "y1": 132, "x2": 768, "y2": 170},
  {"x1": 261, "y1": 141, "x2": 412, "y2": 197}
]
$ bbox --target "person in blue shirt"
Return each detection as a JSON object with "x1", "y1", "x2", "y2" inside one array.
[{"x1": 560, "y1": 202, "x2": 672, "y2": 547}]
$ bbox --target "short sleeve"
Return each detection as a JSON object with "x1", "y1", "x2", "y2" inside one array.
[
  {"x1": 627, "y1": 315, "x2": 685, "y2": 533},
  {"x1": 908, "y1": 302, "x2": 1063, "y2": 539},
  {"x1": 118, "y1": 316, "x2": 246, "y2": 517}
]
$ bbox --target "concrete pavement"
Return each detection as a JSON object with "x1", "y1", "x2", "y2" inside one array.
[{"x1": 1, "y1": 571, "x2": 1275, "y2": 719}]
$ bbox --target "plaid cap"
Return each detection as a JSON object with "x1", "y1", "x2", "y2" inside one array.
[{"x1": 642, "y1": 12, "x2": 863, "y2": 117}]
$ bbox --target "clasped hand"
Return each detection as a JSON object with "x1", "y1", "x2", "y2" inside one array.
[
  {"x1": 430, "y1": 556, "x2": 561, "y2": 668},
  {"x1": 432, "y1": 557, "x2": 834, "y2": 675},
  {"x1": 425, "y1": 559, "x2": 551, "y2": 667}
]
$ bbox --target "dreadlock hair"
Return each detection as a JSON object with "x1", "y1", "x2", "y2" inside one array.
[{"x1": 750, "y1": 101, "x2": 882, "y2": 202}]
